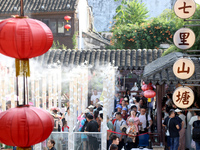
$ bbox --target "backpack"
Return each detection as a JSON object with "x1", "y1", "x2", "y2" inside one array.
[{"x1": 192, "y1": 121, "x2": 200, "y2": 142}]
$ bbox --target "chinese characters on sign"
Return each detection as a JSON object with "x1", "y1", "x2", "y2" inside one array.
[
  {"x1": 173, "y1": 86, "x2": 194, "y2": 109},
  {"x1": 174, "y1": 0, "x2": 196, "y2": 19},
  {"x1": 179, "y1": 32, "x2": 190, "y2": 45},
  {"x1": 173, "y1": 58, "x2": 195, "y2": 79},
  {"x1": 172, "y1": 0, "x2": 196, "y2": 110},
  {"x1": 173, "y1": 28, "x2": 195, "y2": 50},
  {"x1": 178, "y1": 2, "x2": 192, "y2": 13},
  {"x1": 176, "y1": 91, "x2": 190, "y2": 105}
]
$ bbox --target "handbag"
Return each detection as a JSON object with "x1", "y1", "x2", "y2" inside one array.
[{"x1": 166, "y1": 118, "x2": 171, "y2": 136}]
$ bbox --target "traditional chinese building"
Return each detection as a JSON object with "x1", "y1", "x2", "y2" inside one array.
[
  {"x1": 143, "y1": 52, "x2": 200, "y2": 146},
  {"x1": 34, "y1": 48, "x2": 164, "y2": 89},
  {"x1": 0, "y1": 0, "x2": 107, "y2": 49}
]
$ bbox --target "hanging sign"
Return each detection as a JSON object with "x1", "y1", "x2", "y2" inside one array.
[
  {"x1": 173, "y1": 58, "x2": 195, "y2": 79},
  {"x1": 173, "y1": 86, "x2": 194, "y2": 109},
  {"x1": 173, "y1": 28, "x2": 195, "y2": 50},
  {"x1": 174, "y1": 0, "x2": 196, "y2": 19}
]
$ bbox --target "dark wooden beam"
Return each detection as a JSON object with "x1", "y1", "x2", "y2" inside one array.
[{"x1": 156, "y1": 84, "x2": 165, "y2": 143}]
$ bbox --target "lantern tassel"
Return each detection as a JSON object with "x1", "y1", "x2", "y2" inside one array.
[{"x1": 15, "y1": 59, "x2": 30, "y2": 77}]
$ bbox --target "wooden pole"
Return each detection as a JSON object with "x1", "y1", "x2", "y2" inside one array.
[
  {"x1": 156, "y1": 84, "x2": 165, "y2": 143},
  {"x1": 20, "y1": 0, "x2": 24, "y2": 16}
]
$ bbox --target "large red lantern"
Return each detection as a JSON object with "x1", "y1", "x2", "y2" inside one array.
[
  {"x1": 64, "y1": 15, "x2": 71, "y2": 22},
  {"x1": 0, "y1": 16, "x2": 53, "y2": 59},
  {"x1": 0, "y1": 106, "x2": 54, "y2": 148},
  {"x1": 65, "y1": 24, "x2": 71, "y2": 31},
  {"x1": 0, "y1": 1, "x2": 54, "y2": 149},
  {"x1": 144, "y1": 90, "x2": 156, "y2": 98},
  {"x1": 0, "y1": 16, "x2": 53, "y2": 77}
]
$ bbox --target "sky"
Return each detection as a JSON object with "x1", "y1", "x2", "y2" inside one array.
[{"x1": 195, "y1": 0, "x2": 200, "y2": 5}]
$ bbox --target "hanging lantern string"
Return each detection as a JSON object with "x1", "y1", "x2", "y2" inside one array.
[{"x1": 20, "y1": 0, "x2": 24, "y2": 17}]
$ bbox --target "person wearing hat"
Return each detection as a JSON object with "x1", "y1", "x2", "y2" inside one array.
[
  {"x1": 163, "y1": 109, "x2": 180, "y2": 150},
  {"x1": 175, "y1": 109, "x2": 186, "y2": 150},
  {"x1": 88, "y1": 105, "x2": 95, "y2": 115},
  {"x1": 116, "y1": 104, "x2": 122, "y2": 113},
  {"x1": 114, "y1": 112, "x2": 127, "y2": 150},
  {"x1": 121, "y1": 107, "x2": 128, "y2": 120}
]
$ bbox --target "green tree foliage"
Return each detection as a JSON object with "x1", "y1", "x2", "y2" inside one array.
[
  {"x1": 110, "y1": 1, "x2": 178, "y2": 49},
  {"x1": 111, "y1": 19, "x2": 176, "y2": 49},
  {"x1": 113, "y1": 0, "x2": 149, "y2": 26}
]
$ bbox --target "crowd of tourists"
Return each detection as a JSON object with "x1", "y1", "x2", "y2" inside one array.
[
  {"x1": 49, "y1": 89, "x2": 200, "y2": 150},
  {"x1": 50, "y1": 89, "x2": 155, "y2": 150},
  {"x1": 162, "y1": 93, "x2": 200, "y2": 150}
]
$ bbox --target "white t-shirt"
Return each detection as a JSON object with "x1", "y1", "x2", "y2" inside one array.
[
  {"x1": 91, "y1": 94, "x2": 100, "y2": 105},
  {"x1": 189, "y1": 115, "x2": 198, "y2": 134},
  {"x1": 138, "y1": 114, "x2": 151, "y2": 129}
]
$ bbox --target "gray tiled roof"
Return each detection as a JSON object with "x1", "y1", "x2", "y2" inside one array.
[
  {"x1": 143, "y1": 52, "x2": 200, "y2": 84},
  {"x1": 0, "y1": 0, "x2": 78, "y2": 14},
  {"x1": 33, "y1": 49, "x2": 164, "y2": 69}
]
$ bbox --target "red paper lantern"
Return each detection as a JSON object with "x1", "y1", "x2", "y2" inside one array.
[
  {"x1": 0, "y1": 16, "x2": 53, "y2": 59},
  {"x1": 141, "y1": 84, "x2": 148, "y2": 91},
  {"x1": 144, "y1": 90, "x2": 156, "y2": 98},
  {"x1": 0, "y1": 106, "x2": 54, "y2": 148},
  {"x1": 65, "y1": 24, "x2": 71, "y2": 31},
  {"x1": 142, "y1": 83, "x2": 153, "y2": 91},
  {"x1": 64, "y1": 16, "x2": 71, "y2": 22}
]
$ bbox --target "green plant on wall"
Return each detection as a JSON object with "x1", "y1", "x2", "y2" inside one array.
[
  {"x1": 72, "y1": 31, "x2": 78, "y2": 49},
  {"x1": 51, "y1": 40, "x2": 67, "y2": 49}
]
